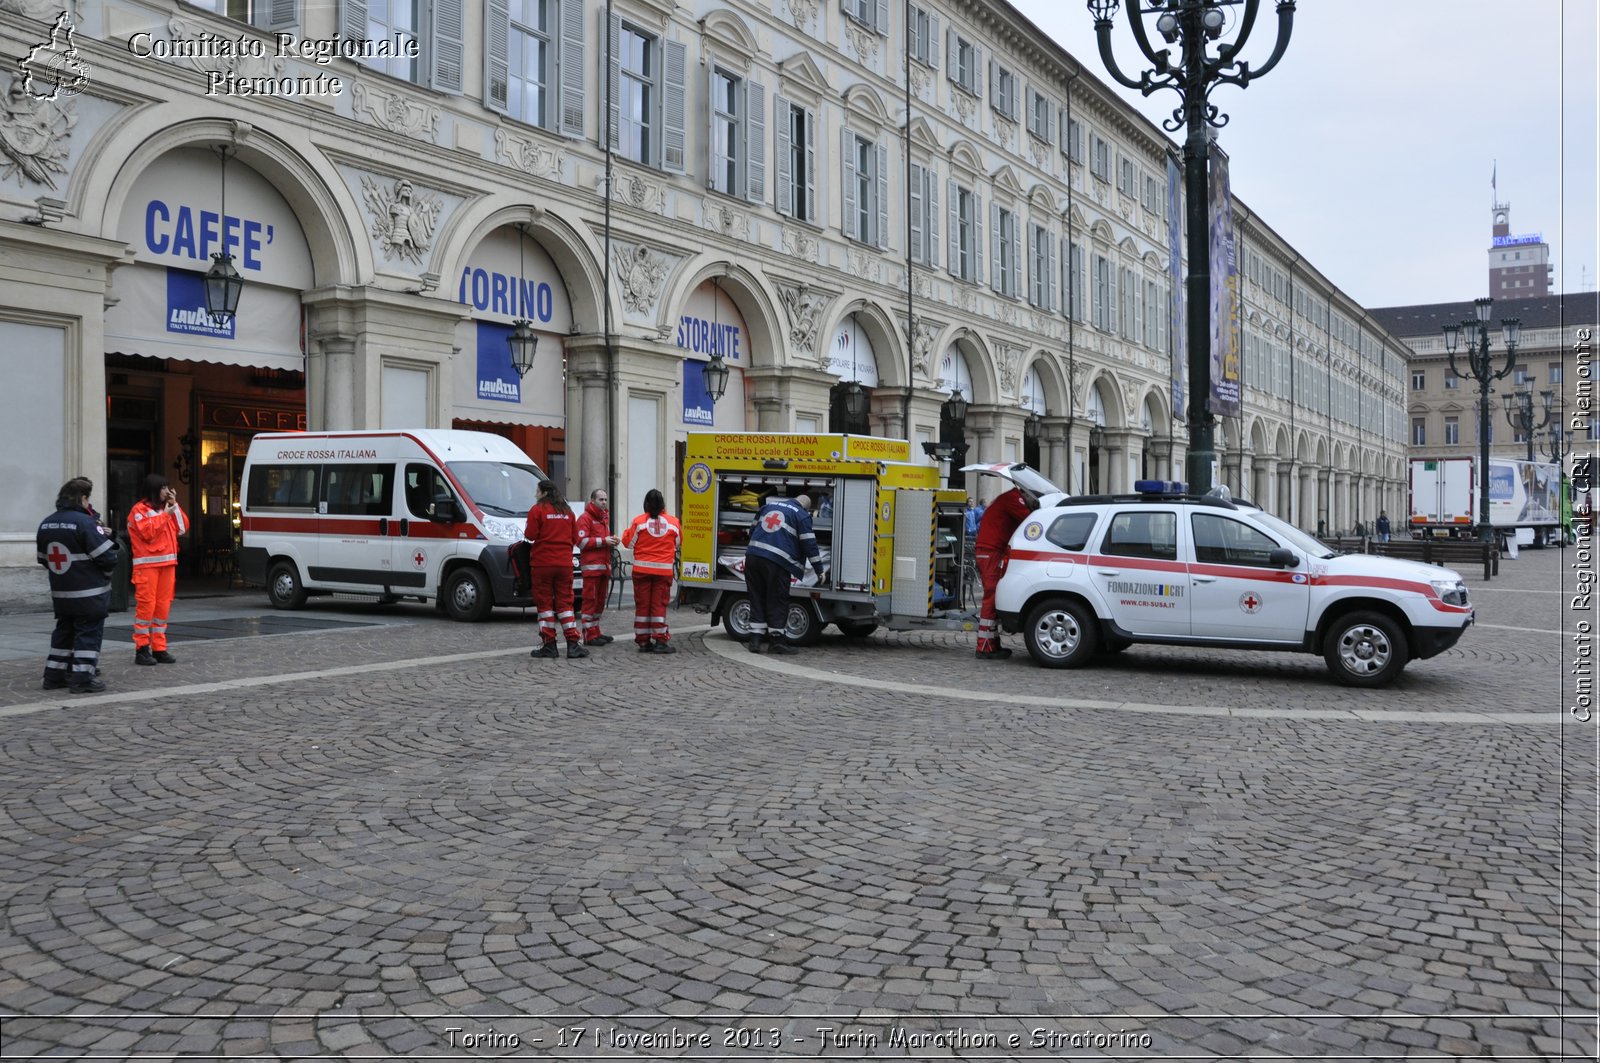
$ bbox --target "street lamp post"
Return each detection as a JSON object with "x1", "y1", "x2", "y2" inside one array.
[
  {"x1": 1087, "y1": 0, "x2": 1295, "y2": 493},
  {"x1": 1441, "y1": 297, "x2": 1521, "y2": 543},
  {"x1": 1501, "y1": 385, "x2": 1553, "y2": 463}
]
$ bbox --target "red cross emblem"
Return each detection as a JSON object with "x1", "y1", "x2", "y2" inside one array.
[
  {"x1": 1239, "y1": 593, "x2": 1261, "y2": 613},
  {"x1": 760, "y1": 511, "x2": 785, "y2": 532},
  {"x1": 412, "y1": 549, "x2": 427, "y2": 569},
  {"x1": 45, "y1": 541, "x2": 71, "y2": 575}
]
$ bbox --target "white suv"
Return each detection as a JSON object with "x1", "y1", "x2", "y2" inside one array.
[{"x1": 992, "y1": 478, "x2": 1474, "y2": 687}]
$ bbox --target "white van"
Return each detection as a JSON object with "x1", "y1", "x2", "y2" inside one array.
[{"x1": 239, "y1": 429, "x2": 571, "y2": 621}]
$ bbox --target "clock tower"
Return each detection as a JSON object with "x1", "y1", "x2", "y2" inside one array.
[{"x1": 1487, "y1": 203, "x2": 1552, "y2": 300}]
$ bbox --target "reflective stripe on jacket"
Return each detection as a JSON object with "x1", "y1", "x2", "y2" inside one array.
[
  {"x1": 128, "y1": 499, "x2": 188, "y2": 567},
  {"x1": 621, "y1": 513, "x2": 681, "y2": 576},
  {"x1": 37, "y1": 506, "x2": 118, "y2": 615},
  {"x1": 575, "y1": 502, "x2": 613, "y2": 573},
  {"x1": 746, "y1": 498, "x2": 821, "y2": 579}
]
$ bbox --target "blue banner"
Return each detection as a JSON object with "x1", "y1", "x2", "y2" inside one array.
[
  {"x1": 683, "y1": 359, "x2": 715, "y2": 426},
  {"x1": 475, "y1": 321, "x2": 521, "y2": 404},
  {"x1": 165, "y1": 268, "x2": 235, "y2": 339}
]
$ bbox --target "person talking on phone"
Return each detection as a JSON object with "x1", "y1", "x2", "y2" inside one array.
[{"x1": 127, "y1": 473, "x2": 188, "y2": 666}]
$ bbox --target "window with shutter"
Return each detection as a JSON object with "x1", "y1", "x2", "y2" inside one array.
[
  {"x1": 874, "y1": 141, "x2": 888, "y2": 250},
  {"x1": 352, "y1": 0, "x2": 418, "y2": 81},
  {"x1": 710, "y1": 68, "x2": 739, "y2": 195},
  {"x1": 661, "y1": 39, "x2": 687, "y2": 173},
  {"x1": 491, "y1": 0, "x2": 556, "y2": 127},
  {"x1": 430, "y1": 0, "x2": 465, "y2": 92},
  {"x1": 745, "y1": 81, "x2": 765, "y2": 203},
  {"x1": 841, "y1": 129, "x2": 859, "y2": 241},
  {"x1": 557, "y1": 0, "x2": 583, "y2": 136}
]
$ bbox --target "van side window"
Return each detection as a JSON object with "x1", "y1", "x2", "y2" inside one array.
[
  {"x1": 246, "y1": 465, "x2": 318, "y2": 509},
  {"x1": 1101, "y1": 510, "x2": 1177, "y2": 560},
  {"x1": 405, "y1": 464, "x2": 453, "y2": 519},
  {"x1": 324, "y1": 463, "x2": 395, "y2": 516}
]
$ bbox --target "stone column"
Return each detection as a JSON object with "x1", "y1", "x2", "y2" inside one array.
[
  {"x1": 565, "y1": 341, "x2": 610, "y2": 501},
  {"x1": 1042, "y1": 418, "x2": 1069, "y2": 491}
]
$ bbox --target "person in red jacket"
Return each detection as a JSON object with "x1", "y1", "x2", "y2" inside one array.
[
  {"x1": 524, "y1": 480, "x2": 587, "y2": 660},
  {"x1": 974, "y1": 485, "x2": 1038, "y2": 659},
  {"x1": 574, "y1": 488, "x2": 619, "y2": 646},
  {"x1": 620, "y1": 488, "x2": 682, "y2": 654},
  {"x1": 127, "y1": 474, "x2": 188, "y2": 665}
]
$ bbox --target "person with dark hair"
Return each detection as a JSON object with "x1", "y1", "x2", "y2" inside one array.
[
  {"x1": 37, "y1": 477, "x2": 119, "y2": 693},
  {"x1": 524, "y1": 479, "x2": 587, "y2": 660},
  {"x1": 620, "y1": 488, "x2": 682, "y2": 654},
  {"x1": 575, "y1": 487, "x2": 620, "y2": 646},
  {"x1": 127, "y1": 473, "x2": 187, "y2": 665},
  {"x1": 744, "y1": 492, "x2": 824, "y2": 655}
]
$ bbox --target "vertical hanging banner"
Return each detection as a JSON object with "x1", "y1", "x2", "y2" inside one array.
[
  {"x1": 475, "y1": 321, "x2": 521, "y2": 404},
  {"x1": 1208, "y1": 145, "x2": 1241, "y2": 417},
  {"x1": 1166, "y1": 153, "x2": 1184, "y2": 421}
]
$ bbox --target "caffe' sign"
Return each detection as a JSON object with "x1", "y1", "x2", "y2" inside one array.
[{"x1": 201, "y1": 404, "x2": 307, "y2": 432}]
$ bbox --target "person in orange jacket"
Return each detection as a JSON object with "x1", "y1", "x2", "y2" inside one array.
[
  {"x1": 620, "y1": 488, "x2": 682, "y2": 654},
  {"x1": 127, "y1": 473, "x2": 188, "y2": 665},
  {"x1": 524, "y1": 479, "x2": 587, "y2": 660},
  {"x1": 574, "y1": 487, "x2": 620, "y2": 646}
]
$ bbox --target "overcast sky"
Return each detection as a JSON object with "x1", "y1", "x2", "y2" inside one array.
[{"x1": 1007, "y1": 0, "x2": 1599, "y2": 309}]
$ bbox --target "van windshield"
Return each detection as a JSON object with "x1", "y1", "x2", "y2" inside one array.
[{"x1": 447, "y1": 461, "x2": 549, "y2": 517}]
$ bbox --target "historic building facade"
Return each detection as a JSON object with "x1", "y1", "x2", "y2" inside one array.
[{"x1": 0, "y1": 0, "x2": 1410, "y2": 572}]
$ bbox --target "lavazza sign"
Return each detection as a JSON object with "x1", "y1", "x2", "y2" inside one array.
[{"x1": 126, "y1": 31, "x2": 417, "y2": 96}]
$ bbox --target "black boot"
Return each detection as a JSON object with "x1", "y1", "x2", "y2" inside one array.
[
  {"x1": 135, "y1": 646, "x2": 157, "y2": 666},
  {"x1": 566, "y1": 642, "x2": 590, "y2": 659},
  {"x1": 746, "y1": 636, "x2": 765, "y2": 654},
  {"x1": 766, "y1": 641, "x2": 796, "y2": 656},
  {"x1": 152, "y1": 650, "x2": 177, "y2": 664}
]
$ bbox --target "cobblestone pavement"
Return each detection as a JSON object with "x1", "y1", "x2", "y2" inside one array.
[{"x1": 0, "y1": 546, "x2": 1594, "y2": 1059}]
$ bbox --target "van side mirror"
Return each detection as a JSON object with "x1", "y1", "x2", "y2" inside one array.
[
  {"x1": 427, "y1": 499, "x2": 462, "y2": 523},
  {"x1": 1268, "y1": 548, "x2": 1298, "y2": 568}
]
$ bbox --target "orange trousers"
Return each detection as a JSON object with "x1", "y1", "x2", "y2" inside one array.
[{"x1": 131, "y1": 565, "x2": 176, "y2": 651}]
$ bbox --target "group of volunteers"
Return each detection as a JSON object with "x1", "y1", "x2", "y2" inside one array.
[
  {"x1": 36, "y1": 472, "x2": 1037, "y2": 687},
  {"x1": 35, "y1": 474, "x2": 187, "y2": 694}
]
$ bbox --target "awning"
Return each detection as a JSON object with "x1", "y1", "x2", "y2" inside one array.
[{"x1": 105, "y1": 262, "x2": 303, "y2": 371}]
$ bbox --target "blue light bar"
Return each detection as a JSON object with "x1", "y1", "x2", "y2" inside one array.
[{"x1": 1134, "y1": 479, "x2": 1188, "y2": 495}]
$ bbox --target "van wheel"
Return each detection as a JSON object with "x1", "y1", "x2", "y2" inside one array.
[
  {"x1": 835, "y1": 619, "x2": 879, "y2": 638},
  {"x1": 721, "y1": 595, "x2": 753, "y2": 641},
  {"x1": 1023, "y1": 598, "x2": 1098, "y2": 668},
  {"x1": 443, "y1": 567, "x2": 493, "y2": 623},
  {"x1": 1324, "y1": 610, "x2": 1408, "y2": 687},
  {"x1": 266, "y1": 561, "x2": 307, "y2": 610},
  {"x1": 786, "y1": 602, "x2": 823, "y2": 646}
]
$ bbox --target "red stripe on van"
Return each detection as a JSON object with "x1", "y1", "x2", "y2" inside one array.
[{"x1": 241, "y1": 515, "x2": 483, "y2": 540}]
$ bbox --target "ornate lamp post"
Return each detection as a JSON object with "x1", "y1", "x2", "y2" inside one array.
[
  {"x1": 1544, "y1": 424, "x2": 1569, "y2": 466},
  {"x1": 1502, "y1": 385, "x2": 1553, "y2": 463},
  {"x1": 1086, "y1": 0, "x2": 1295, "y2": 493},
  {"x1": 1442, "y1": 297, "x2": 1520, "y2": 542}
]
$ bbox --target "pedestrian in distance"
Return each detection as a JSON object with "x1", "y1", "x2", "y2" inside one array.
[
  {"x1": 1375, "y1": 510, "x2": 1391, "y2": 543},
  {"x1": 974, "y1": 484, "x2": 1039, "y2": 659},
  {"x1": 964, "y1": 496, "x2": 986, "y2": 537},
  {"x1": 524, "y1": 480, "x2": 587, "y2": 660},
  {"x1": 743, "y1": 493, "x2": 824, "y2": 656},
  {"x1": 620, "y1": 489, "x2": 682, "y2": 654},
  {"x1": 37, "y1": 477, "x2": 119, "y2": 693},
  {"x1": 575, "y1": 488, "x2": 620, "y2": 646},
  {"x1": 127, "y1": 473, "x2": 187, "y2": 666}
]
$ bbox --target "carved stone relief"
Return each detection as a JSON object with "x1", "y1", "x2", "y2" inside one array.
[
  {"x1": 845, "y1": 248, "x2": 880, "y2": 285},
  {"x1": 614, "y1": 242, "x2": 671, "y2": 315},
  {"x1": 361, "y1": 175, "x2": 442, "y2": 265},
  {"x1": 611, "y1": 170, "x2": 665, "y2": 214},
  {"x1": 0, "y1": 73, "x2": 75, "y2": 188},
  {"x1": 781, "y1": 226, "x2": 820, "y2": 263},
  {"x1": 995, "y1": 301, "x2": 1016, "y2": 327},
  {"x1": 1, "y1": 0, "x2": 61, "y2": 18},
  {"x1": 352, "y1": 82, "x2": 441, "y2": 142},
  {"x1": 910, "y1": 317, "x2": 941, "y2": 381},
  {"x1": 785, "y1": 0, "x2": 818, "y2": 33},
  {"x1": 703, "y1": 200, "x2": 748, "y2": 241},
  {"x1": 843, "y1": 21, "x2": 878, "y2": 65},
  {"x1": 993, "y1": 116, "x2": 1016, "y2": 152},
  {"x1": 495, "y1": 129, "x2": 565, "y2": 180},
  {"x1": 952, "y1": 90, "x2": 975, "y2": 124},
  {"x1": 777, "y1": 281, "x2": 831, "y2": 358},
  {"x1": 1029, "y1": 138, "x2": 1051, "y2": 171},
  {"x1": 161, "y1": 16, "x2": 285, "y2": 82},
  {"x1": 956, "y1": 287, "x2": 977, "y2": 314},
  {"x1": 909, "y1": 64, "x2": 930, "y2": 98}
]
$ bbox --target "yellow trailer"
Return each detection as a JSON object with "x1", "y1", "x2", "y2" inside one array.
[{"x1": 678, "y1": 432, "x2": 973, "y2": 643}]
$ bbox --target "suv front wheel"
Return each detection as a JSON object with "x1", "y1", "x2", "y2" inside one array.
[
  {"x1": 1023, "y1": 598, "x2": 1099, "y2": 668},
  {"x1": 1324, "y1": 610, "x2": 1409, "y2": 687}
]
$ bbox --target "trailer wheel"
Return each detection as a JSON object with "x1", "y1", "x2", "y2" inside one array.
[
  {"x1": 786, "y1": 602, "x2": 823, "y2": 646},
  {"x1": 442, "y1": 567, "x2": 493, "y2": 623},
  {"x1": 721, "y1": 594, "x2": 753, "y2": 641}
]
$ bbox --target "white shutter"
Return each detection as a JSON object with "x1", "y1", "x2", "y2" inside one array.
[
  {"x1": 926, "y1": 172, "x2": 939, "y2": 268},
  {"x1": 946, "y1": 27, "x2": 957, "y2": 82},
  {"x1": 662, "y1": 38, "x2": 688, "y2": 172},
  {"x1": 947, "y1": 179, "x2": 959, "y2": 277},
  {"x1": 1027, "y1": 225, "x2": 1038, "y2": 304},
  {"x1": 746, "y1": 80, "x2": 766, "y2": 203},
  {"x1": 257, "y1": 0, "x2": 296, "y2": 32},
  {"x1": 875, "y1": 0, "x2": 888, "y2": 35},
  {"x1": 557, "y1": 0, "x2": 584, "y2": 136},
  {"x1": 909, "y1": 163, "x2": 924, "y2": 262},
  {"x1": 430, "y1": 0, "x2": 465, "y2": 92},
  {"x1": 483, "y1": 0, "x2": 509, "y2": 113},
  {"x1": 1108, "y1": 264, "x2": 1118, "y2": 334},
  {"x1": 1043, "y1": 98, "x2": 1055, "y2": 144},
  {"x1": 1046, "y1": 231, "x2": 1057, "y2": 311},
  {"x1": 927, "y1": 13, "x2": 940, "y2": 69},
  {"x1": 803, "y1": 103, "x2": 816, "y2": 221},
  {"x1": 875, "y1": 141, "x2": 889, "y2": 249},
  {"x1": 972, "y1": 44, "x2": 981, "y2": 96},
  {"x1": 972, "y1": 192, "x2": 983, "y2": 283},
  {"x1": 340, "y1": 0, "x2": 366, "y2": 46},
  {"x1": 989, "y1": 202, "x2": 1000, "y2": 292},
  {"x1": 707, "y1": 67, "x2": 724, "y2": 190},
  {"x1": 988, "y1": 59, "x2": 997, "y2": 108},
  {"x1": 605, "y1": 10, "x2": 620, "y2": 150},
  {"x1": 774, "y1": 95, "x2": 793, "y2": 217},
  {"x1": 841, "y1": 129, "x2": 858, "y2": 240}
]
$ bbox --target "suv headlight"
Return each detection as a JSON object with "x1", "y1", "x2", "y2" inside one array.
[
  {"x1": 483, "y1": 517, "x2": 523, "y2": 543},
  {"x1": 1430, "y1": 579, "x2": 1469, "y2": 607}
]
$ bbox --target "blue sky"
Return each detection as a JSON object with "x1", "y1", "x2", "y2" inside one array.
[{"x1": 1007, "y1": 0, "x2": 1599, "y2": 308}]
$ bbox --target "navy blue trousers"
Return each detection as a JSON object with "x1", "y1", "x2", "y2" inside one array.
[
  {"x1": 744, "y1": 556, "x2": 792, "y2": 643},
  {"x1": 45, "y1": 612, "x2": 105, "y2": 689}
]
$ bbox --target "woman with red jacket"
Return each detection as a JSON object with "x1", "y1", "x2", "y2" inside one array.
[
  {"x1": 620, "y1": 488, "x2": 682, "y2": 654},
  {"x1": 574, "y1": 488, "x2": 619, "y2": 646},
  {"x1": 524, "y1": 480, "x2": 587, "y2": 660},
  {"x1": 127, "y1": 473, "x2": 188, "y2": 665}
]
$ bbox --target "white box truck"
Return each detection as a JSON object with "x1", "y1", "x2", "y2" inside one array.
[{"x1": 1408, "y1": 456, "x2": 1563, "y2": 546}]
